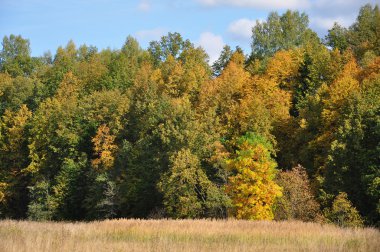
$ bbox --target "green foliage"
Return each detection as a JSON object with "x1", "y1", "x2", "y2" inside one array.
[
  {"x1": 251, "y1": 10, "x2": 319, "y2": 60},
  {"x1": 148, "y1": 32, "x2": 192, "y2": 66},
  {"x1": 348, "y1": 4, "x2": 380, "y2": 59},
  {"x1": 325, "y1": 4, "x2": 380, "y2": 60},
  {"x1": 212, "y1": 45, "x2": 236, "y2": 76},
  {"x1": 325, "y1": 23, "x2": 349, "y2": 51},
  {"x1": 84, "y1": 173, "x2": 118, "y2": 220},
  {"x1": 0, "y1": 75, "x2": 35, "y2": 113},
  {"x1": 107, "y1": 36, "x2": 144, "y2": 90},
  {"x1": 52, "y1": 156, "x2": 88, "y2": 220},
  {"x1": 324, "y1": 192, "x2": 364, "y2": 228},
  {"x1": 27, "y1": 180, "x2": 55, "y2": 221},
  {"x1": 323, "y1": 76, "x2": 380, "y2": 225},
  {"x1": 0, "y1": 35, "x2": 33, "y2": 77},
  {"x1": 158, "y1": 149, "x2": 229, "y2": 218},
  {"x1": 0, "y1": 4, "x2": 378, "y2": 225}
]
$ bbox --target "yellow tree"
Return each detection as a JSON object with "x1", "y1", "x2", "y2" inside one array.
[
  {"x1": 91, "y1": 124, "x2": 118, "y2": 171},
  {"x1": 199, "y1": 51, "x2": 262, "y2": 139},
  {"x1": 0, "y1": 105, "x2": 32, "y2": 216},
  {"x1": 226, "y1": 133, "x2": 282, "y2": 220},
  {"x1": 265, "y1": 49, "x2": 303, "y2": 90}
]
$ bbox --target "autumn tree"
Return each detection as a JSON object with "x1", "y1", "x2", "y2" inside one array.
[
  {"x1": 274, "y1": 165, "x2": 321, "y2": 221},
  {"x1": 0, "y1": 105, "x2": 32, "y2": 218},
  {"x1": 226, "y1": 133, "x2": 282, "y2": 220},
  {"x1": 91, "y1": 124, "x2": 118, "y2": 171},
  {"x1": 201, "y1": 51, "x2": 272, "y2": 141},
  {"x1": 0, "y1": 4, "x2": 378, "y2": 223},
  {"x1": 324, "y1": 192, "x2": 364, "y2": 228}
]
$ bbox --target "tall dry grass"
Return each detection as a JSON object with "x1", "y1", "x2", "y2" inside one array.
[{"x1": 0, "y1": 219, "x2": 378, "y2": 252}]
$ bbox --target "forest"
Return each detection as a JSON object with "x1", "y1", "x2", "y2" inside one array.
[{"x1": 0, "y1": 4, "x2": 379, "y2": 227}]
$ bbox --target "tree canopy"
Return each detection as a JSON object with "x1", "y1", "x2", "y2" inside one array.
[{"x1": 0, "y1": 4, "x2": 379, "y2": 226}]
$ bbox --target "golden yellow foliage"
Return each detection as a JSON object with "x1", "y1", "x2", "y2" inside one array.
[
  {"x1": 91, "y1": 124, "x2": 118, "y2": 171},
  {"x1": 0, "y1": 182, "x2": 7, "y2": 203},
  {"x1": 56, "y1": 72, "x2": 82, "y2": 100},
  {"x1": 322, "y1": 58, "x2": 360, "y2": 128},
  {"x1": 1, "y1": 104, "x2": 32, "y2": 154},
  {"x1": 266, "y1": 49, "x2": 303, "y2": 89},
  {"x1": 226, "y1": 134, "x2": 282, "y2": 220}
]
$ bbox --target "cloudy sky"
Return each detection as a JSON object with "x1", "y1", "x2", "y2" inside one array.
[{"x1": 0, "y1": 0, "x2": 377, "y2": 63}]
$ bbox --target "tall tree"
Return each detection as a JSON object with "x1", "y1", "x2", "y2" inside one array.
[
  {"x1": 226, "y1": 133, "x2": 282, "y2": 220},
  {"x1": 348, "y1": 4, "x2": 380, "y2": 60},
  {"x1": 158, "y1": 148, "x2": 228, "y2": 218},
  {"x1": 0, "y1": 35, "x2": 33, "y2": 77},
  {"x1": 148, "y1": 32, "x2": 192, "y2": 66},
  {"x1": 0, "y1": 105, "x2": 32, "y2": 218},
  {"x1": 250, "y1": 10, "x2": 319, "y2": 60}
]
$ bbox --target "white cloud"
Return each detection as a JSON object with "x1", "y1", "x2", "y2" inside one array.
[
  {"x1": 227, "y1": 18, "x2": 257, "y2": 40},
  {"x1": 312, "y1": 0, "x2": 370, "y2": 10},
  {"x1": 137, "y1": 0, "x2": 151, "y2": 12},
  {"x1": 196, "y1": 32, "x2": 225, "y2": 64},
  {"x1": 306, "y1": 0, "x2": 378, "y2": 33},
  {"x1": 135, "y1": 28, "x2": 166, "y2": 41},
  {"x1": 196, "y1": 0, "x2": 310, "y2": 9},
  {"x1": 311, "y1": 16, "x2": 354, "y2": 30}
]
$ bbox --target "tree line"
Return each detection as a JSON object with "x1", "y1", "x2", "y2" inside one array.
[{"x1": 0, "y1": 4, "x2": 379, "y2": 227}]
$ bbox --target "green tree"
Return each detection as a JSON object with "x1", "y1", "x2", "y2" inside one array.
[
  {"x1": 51, "y1": 156, "x2": 88, "y2": 220},
  {"x1": 0, "y1": 35, "x2": 33, "y2": 77},
  {"x1": 348, "y1": 4, "x2": 380, "y2": 60},
  {"x1": 84, "y1": 172, "x2": 118, "y2": 220},
  {"x1": 148, "y1": 32, "x2": 192, "y2": 66},
  {"x1": 107, "y1": 36, "x2": 145, "y2": 90},
  {"x1": 324, "y1": 192, "x2": 364, "y2": 228},
  {"x1": 325, "y1": 23, "x2": 349, "y2": 52},
  {"x1": 212, "y1": 45, "x2": 233, "y2": 76},
  {"x1": 158, "y1": 149, "x2": 228, "y2": 218},
  {"x1": 117, "y1": 63, "x2": 171, "y2": 217},
  {"x1": 41, "y1": 40, "x2": 78, "y2": 97},
  {"x1": 27, "y1": 180, "x2": 55, "y2": 221},
  {"x1": 0, "y1": 75, "x2": 35, "y2": 114},
  {"x1": 323, "y1": 76, "x2": 380, "y2": 225},
  {"x1": 250, "y1": 10, "x2": 319, "y2": 60}
]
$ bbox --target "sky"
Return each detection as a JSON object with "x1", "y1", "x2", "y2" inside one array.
[{"x1": 0, "y1": 0, "x2": 378, "y2": 63}]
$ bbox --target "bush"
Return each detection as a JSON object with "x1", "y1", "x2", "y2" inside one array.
[
  {"x1": 324, "y1": 192, "x2": 364, "y2": 228},
  {"x1": 27, "y1": 181, "x2": 55, "y2": 221},
  {"x1": 274, "y1": 165, "x2": 321, "y2": 221}
]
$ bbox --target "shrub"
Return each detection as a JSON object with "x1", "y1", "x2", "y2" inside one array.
[
  {"x1": 324, "y1": 192, "x2": 364, "y2": 228},
  {"x1": 274, "y1": 165, "x2": 321, "y2": 221}
]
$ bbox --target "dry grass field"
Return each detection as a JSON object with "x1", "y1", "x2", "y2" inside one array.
[{"x1": 0, "y1": 219, "x2": 379, "y2": 252}]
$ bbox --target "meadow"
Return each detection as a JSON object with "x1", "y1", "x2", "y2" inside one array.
[{"x1": 0, "y1": 219, "x2": 379, "y2": 252}]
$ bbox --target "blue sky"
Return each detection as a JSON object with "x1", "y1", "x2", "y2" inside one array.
[{"x1": 0, "y1": 0, "x2": 377, "y2": 63}]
